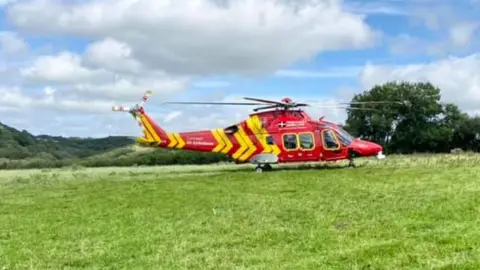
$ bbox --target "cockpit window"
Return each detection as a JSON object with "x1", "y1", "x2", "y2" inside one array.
[
  {"x1": 322, "y1": 130, "x2": 340, "y2": 150},
  {"x1": 335, "y1": 127, "x2": 354, "y2": 146}
]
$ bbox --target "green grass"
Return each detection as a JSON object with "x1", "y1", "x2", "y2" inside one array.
[{"x1": 1, "y1": 154, "x2": 480, "y2": 269}]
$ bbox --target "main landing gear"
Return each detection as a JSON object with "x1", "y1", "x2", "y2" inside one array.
[
  {"x1": 250, "y1": 153, "x2": 278, "y2": 173},
  {"x1": 348, "y1": 158, "x2": 356, "y2": 168},
  {"x1": 255, "y1": 163, "x2": 273, "y2": 173}
]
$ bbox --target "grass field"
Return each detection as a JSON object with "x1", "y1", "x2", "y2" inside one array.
[{"x1": 1, "y1": 154, "x2": 480, "y2": 269}]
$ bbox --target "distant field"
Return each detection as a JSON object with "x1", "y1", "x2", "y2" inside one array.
[{"x1": 1, "y1": 154, "x2": 480, "y2": 269}]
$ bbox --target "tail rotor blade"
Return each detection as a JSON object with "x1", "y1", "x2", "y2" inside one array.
[
  {"x1": 112, "y1": 105, "x2": 131, "y2": 112},
  {"x1": 139, "y1": 90, "x2": 153, "y2": 108}
]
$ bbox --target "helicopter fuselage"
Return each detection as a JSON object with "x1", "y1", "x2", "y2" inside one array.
[{"x1": 138, "y1": 108, "x2": 384, "y2": 165}]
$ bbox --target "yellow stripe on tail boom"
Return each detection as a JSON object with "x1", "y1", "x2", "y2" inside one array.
[
  {"x1": 211, "y1": 129, "x2": 226, "y2": 153},
  {"x1": 218, "y1": 129, "x2": 233, "y2": 154},
  {"x1": 139, "y1": 114, "x2": 161, "y2": 142}
]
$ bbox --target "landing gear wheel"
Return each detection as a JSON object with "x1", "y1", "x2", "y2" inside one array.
[
  {"x1": 348, "y1": 160, "x2": 356, "y2": 168},
  {"x1": 348, "y1": 150, "x2": 357, "y2": 168},
  {"x1": 255, "y1": 163, "x2": 273, "y2": 173}
]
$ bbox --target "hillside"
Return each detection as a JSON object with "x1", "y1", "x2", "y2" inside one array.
[
  {"x1": 0, "y1": 122, "x2": 229, "y2": 170},
  {"x1": 0, "y1": 122, "x2": 134, "y2": 160}
]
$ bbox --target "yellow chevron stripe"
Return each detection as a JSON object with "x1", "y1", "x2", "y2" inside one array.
[
  {"x1": 167, "y1": 133, "x2": 177, "y2": 148},
  {"x1": 218, "y1": 129, "x2": 233, "y2": 154},
  {"x1": 232, "y1": 128, "x2": 248, "y2": 160},
  {"x1": 247, "y1": 116, "x2": 272, "y2": 154},
  {"x1": 174, "y1": 133, "x2": 185, "y2": 149},
  {"x1": 140, "y1": 114, "x2": 160, "y2": 142},
  {"x1": 136, "y1": 137, "x2": 156, "y2": 145},
  {"x1": 211, "y1": 129, "x2": 226, "y2": 153},
  {"x1": 143, "y1": 130, "x2": 154, "y2": 141},
  {"x1": 254, "y1": 115, "x2": 281, "y2": 156},
  {"x1": 138, "y1": 116, "x2": 155, "y2": 142},
  {"x1": 237, "y1": 125, "x2": 256, "y2": 161}
]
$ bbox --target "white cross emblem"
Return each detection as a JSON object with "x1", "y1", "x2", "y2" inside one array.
[{"x1": 278, "y1": 122, "x2": 286, "y2": 128}]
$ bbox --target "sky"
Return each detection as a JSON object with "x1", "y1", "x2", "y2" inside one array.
[{"x1": 0, "y1": 0, "x2": 479, "y2": 138}]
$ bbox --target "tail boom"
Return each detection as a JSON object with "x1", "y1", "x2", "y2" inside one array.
[
  {"x1": 113, "y1": 91, "x2": 281, "y2": 163},
  {"x1": 138, "y1": 114, "x2": 282, "y2": 164}
]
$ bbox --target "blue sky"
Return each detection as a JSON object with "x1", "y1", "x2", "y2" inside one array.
[
  {"x1": 0, "y1": 0, "x2": 479, "y2": 137},
  {"x1": 182, "y1": 0, "x2": 480, "y2": 100}
]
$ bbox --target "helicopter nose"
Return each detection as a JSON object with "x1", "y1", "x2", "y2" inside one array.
[{"x1": 349, "y1": 139, "x2": 383, "y2": 157}]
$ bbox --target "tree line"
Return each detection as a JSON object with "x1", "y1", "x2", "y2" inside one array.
[{"x1": 343, "y1": 81, "x2": 480, "y2": 154}]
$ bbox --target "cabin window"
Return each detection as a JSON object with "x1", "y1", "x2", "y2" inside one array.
[
  {"x1": 322, "y1": 130, "x2": 340, "y2": 150},
  {"x1": 299, "y1": 133, "x2": 314, "y2": 150},
  {"x1": 283, "y1": 134, "x2": 297, "y2": 150},
  {"x1": 266, "y1": 136, "x2": 275, "y2": 145}
]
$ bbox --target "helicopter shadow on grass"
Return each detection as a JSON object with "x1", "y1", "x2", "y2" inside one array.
[
  {"x1": 228, "y1": 161, "x2": 368, "y2": 173},
  {"x1": 273, "y1": 162, "x2": 368, "y2": 172}
]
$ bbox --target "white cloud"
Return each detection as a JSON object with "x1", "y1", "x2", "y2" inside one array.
[
  {"x1": 84, "y1": 38, "x2": 143, "y2": 74},
  {"x1": 19, "y1": 49, "x2": 190, "y2": 102},
  {"x1": 193, "y1": 80, "x2": 231, "y2": 88},
  {"x1": 0, "y1": 31, "x2": 27, "y2": 55},
  {"x1": 6, "y1": 0, "x2": 377, "y2": 76},
  {"x1": 359, "y1": 53, "x2": 480, "y2": 114},
  {"x1": 344, "y1": 1, "x2": 407, "y2": 16},
  {"x1": 21, "y1": 52, "x2": 111, "y2": 84},
  {"x1": 449, "y1": 22, "x2": 479, "y2": 47},
  {"x1": 0, "y1": 86, "x2": 115, "y2": 114},
  {"x1": 275, "y1": 66, "x2": 362, "y2": 78},
  {"x1": 0, "y1": 0, "x2": 381, "y2": 137},
  {"x1": 377, "y1": 0, "x2": 480, "y2": 56}
]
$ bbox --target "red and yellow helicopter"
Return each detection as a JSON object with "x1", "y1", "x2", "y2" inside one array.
[{"x1": 112, "y1": 91, "x2": 388, "y2": 172}]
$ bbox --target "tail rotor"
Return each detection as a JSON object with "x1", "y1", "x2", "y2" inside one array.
[
  {"x1": 112, "y1": 90, "x2": 153, "y2": 129},
  {"x1": 112, "y1": 90, "x2": 153, "y2": 113}
]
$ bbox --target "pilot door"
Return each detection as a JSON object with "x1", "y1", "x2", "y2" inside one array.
[{"x1": 320, "y1": 129, "x2": 347, "y2": 161}]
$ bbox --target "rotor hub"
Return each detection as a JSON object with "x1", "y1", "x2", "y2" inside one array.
[{"x1": 281, "y1": 97, "x2": 292, "y2": 104}]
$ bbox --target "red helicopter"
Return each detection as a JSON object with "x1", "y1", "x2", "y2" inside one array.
[{"x1": 112, "y1": 91, "x2": 387, "y2": 172}]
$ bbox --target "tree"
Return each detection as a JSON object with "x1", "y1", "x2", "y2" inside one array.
[
  {"x1": 345, "y1": 81, "x2": 465, "y2": 153},
  {"x1": 452, "y1": 116, "x2": 480, "y2": 151}
]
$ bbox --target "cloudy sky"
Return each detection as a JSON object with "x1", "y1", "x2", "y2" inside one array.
[{"x1": 0, "y1": 0, "x2": 479, "y2": 137}]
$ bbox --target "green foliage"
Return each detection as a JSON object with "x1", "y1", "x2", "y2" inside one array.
[
  {"x1": 0, "y1": 122, "x2": 134, "y2": 160},
  {"x1": 345, "y1": 81, "x2": 479, "y2": 154},
  {"x1": 0, "y1": 121, "x2": 231, "y2": 169},
  {"x1": 77, "y1": 147, "x2": 231, "y2": 168}
]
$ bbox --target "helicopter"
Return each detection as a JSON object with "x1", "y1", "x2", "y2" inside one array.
[{"x1": 112, "y1": 90, "x2": 390, "y2": 172}]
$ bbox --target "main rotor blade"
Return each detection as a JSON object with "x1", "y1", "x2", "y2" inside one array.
[
  {"x1": 162, "y1": 101, "x2": 264, "y2": 106},
  {"x1": 242, "y1": 97, "x2": 285, "y2": 105},
  {"x1": 303, "y1": 100, "x2": 404, "y2": 106},
  {"x1": 252, "y1": 104, "x2": 279, "y2": 112},
  {"x1": 307, "y1": 105, "x2": 380, "y2": 111},
  {"x1": 338, "y1": 101, "x2": 404, "y2": 105}
]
